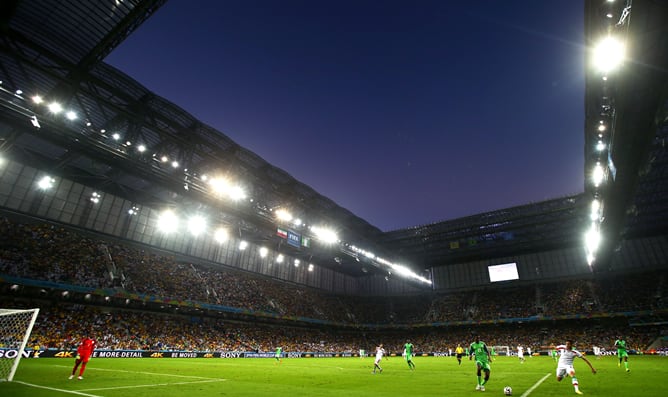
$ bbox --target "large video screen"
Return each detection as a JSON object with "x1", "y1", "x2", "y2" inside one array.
[{"x1": 488, "y1": 262, "x2": 519, "y2": 282}]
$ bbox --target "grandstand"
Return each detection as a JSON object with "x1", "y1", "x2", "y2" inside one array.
[{"x1": 0, "y1": 0, "x2": 667, "y2": 356}]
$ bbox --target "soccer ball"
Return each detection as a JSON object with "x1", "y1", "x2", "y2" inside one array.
[{"x1": 503, "y1": 386, "x2": 512, "y2": 396}]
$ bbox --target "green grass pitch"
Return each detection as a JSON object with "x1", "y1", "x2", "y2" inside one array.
[{"x1": 1, "y1": 355, "x2": 665, "y2": 396}]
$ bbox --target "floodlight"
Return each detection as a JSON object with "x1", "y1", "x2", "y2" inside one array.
[
  {"x1": 209, "y1": 177, "x2": 229, "y2": 195},
  {"x1": 294, "y1": 259, "x2": 300, "y2": 267},
  {"x1": 228, "y1": 185, "x2": 246, "y2": 201},
  {"x1": 187, "y1": 215, "x2": 207, "y2": 237},
  {"x1": 65, "y1": 111, "x2": 77, "y2": 120},
  {"x1": 596, "y1": 141, "x2": 606, "y2": 151},
  {"x1": 137, "y1": 144, "x2": 146, "y2": 153},
  {"x1": 47, "y1": 102, "x2": 63, "y2": 114},
  {"x1": 390, "y1": 264, "x2": 413, "y2": 277},
  {"x1": 590, "y1": 199, "x2": 601, "y2": 221},
  {"x1": 214, "y1": 227, "x2": 229, "y2": 243},
  {"x1": 308, "y1": 264, "x2": 314, "y2": 272},
  {"x1": 239, "y1": 240, "x2": 248, "y2": 250},
  {"x1": 276, "y1": 254, "x2": 284, "y2": 263},
  {"x1": 593, "y1": 36, "x2": 625, "y2": 73},
  {"x1": 311, "y1": 226, "x2": 339, "y2": 244},
  {"x1": 585, "y1": 225, "x2": 601, "y2": 253},
  {"x1": 37, "y1": 175, "x2": 54, "y2": 190},
  {"x1": 112, "y1": 133, "x2": 121, "y2": 140},
  {"x1": 157, "y1": 210, "x2": 179, "y2": 234},
  {"x1": 259, "y1": 247, "x2": 268, "y2": 258},
  {"x1": 275, "y1": 209, "x2": 293, "y2": 222},
  {"x1": 592, "y1": 163, "x2": 605, "y2": 186},
  {"x1": 32, "y1": 95, "x2": 43, "y2": 104}
]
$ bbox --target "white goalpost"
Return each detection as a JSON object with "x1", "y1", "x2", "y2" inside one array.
[
  {"x1": 0, "y1": 308, "x2": 40, "y2": 382},
  {"x1": 492, "y1": 345, "x2": 511, "y2": 356}
]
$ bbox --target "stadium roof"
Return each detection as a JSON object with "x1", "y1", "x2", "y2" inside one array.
[
  {"x1": 383, "y1": 0, "x2": 668, "y2": 272},
  {"x1": 1, "y1": 0, "x2": 667, "y2": 280}
]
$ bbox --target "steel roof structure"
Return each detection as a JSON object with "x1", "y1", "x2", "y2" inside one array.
[
  {"x1": 0, "y1": 0, "x2": 386, "y2": 278},
  {"x1": 1, "y1": 0, "x2": 667, "y2": 281}
]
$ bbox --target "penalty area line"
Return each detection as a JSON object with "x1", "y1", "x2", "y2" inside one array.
[
  {"x1": 520, "y1": 373, "x2": 551, "y2": 397},
  {"x1": 14, "y1": 381, "x2": 102, "y2": 397}
]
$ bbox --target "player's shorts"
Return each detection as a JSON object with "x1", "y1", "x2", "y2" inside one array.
[
  {"x1": 556, "y1": 365, "x2": 575, "y2": 378},
  {"x1": 456, "y1": 353, "x2": 463, "y2": 359},
  {"x1": 617, "y1": 349, "x2": 629, "y2": 358},
  {"x1": 405, "y1": 354, "x2": 413, "y2": 361},
  {"x1": 518, "y1": 353, "x2": 524, "y2": 358},
  {"x1": 78, "y1": 354, "x2": 91, "y2": 363},
  {"x1": 475, "y1": 360, "x2": 491, "y2": 371}
]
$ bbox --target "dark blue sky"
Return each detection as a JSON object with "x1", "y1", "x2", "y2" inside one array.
[{"x1": 106, "y1": 0, "x2": 585, "y2": 232}]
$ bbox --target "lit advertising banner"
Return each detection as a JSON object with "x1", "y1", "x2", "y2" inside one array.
[{"x1": 0, "y1": 349, "x2": 646, "y2": 358}]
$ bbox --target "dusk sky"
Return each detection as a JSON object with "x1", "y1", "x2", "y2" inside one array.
[{"x1": 105, "y1": 0, "x2": 585, "y2": 232}]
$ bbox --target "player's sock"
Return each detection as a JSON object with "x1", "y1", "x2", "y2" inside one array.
[
  {"x1": 477, "y1": 376, "x2": 482, "y2": 385},
  {"x1": 624, "y1": 362, "x2": 628, "y2": 370},
  {"x1": 572, "y1": 377, "x2": 579, "y2": 392}
]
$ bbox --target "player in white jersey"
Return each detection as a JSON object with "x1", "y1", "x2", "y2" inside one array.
[
  {"x1": 517, "y1": 345, "x2": 525, "y2": 363},
  {"x1": 592, "y1": 345, "x2": 601, "y2": 359},
  {"x1": 373, "y1": 344, "x2": 386, "y2": 374},
  {"x1": 552, "y1": 340, "x2": 597, "y2": 395}
]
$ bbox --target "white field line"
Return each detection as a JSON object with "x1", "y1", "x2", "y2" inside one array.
[
  {"x1": 520, "y1": 373, "x2": 551, "y2": 397},
  {"x1": 14, "y1": 381, "x2": 102, "y2": 397},
  {"x1": 55, "y1": 364, "x2": 217, "y2": 379},
  {"x1": 81, "y1": 378, "x2": 227, "y2": 392}
]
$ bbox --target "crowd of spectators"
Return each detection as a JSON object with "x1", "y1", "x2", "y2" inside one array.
[
  {"x1": 0, "y1": 298, "x2": 661, "y2": 355},
  {"x1": 1, "y1": 216, "x2": 666, "y2": 351}
]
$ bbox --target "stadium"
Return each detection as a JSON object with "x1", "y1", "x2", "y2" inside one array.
[{"x1": 0, "y1": 1, "x2": 667, "y2": 396}]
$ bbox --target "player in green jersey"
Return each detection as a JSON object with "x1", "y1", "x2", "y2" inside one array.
[
  {"x1": 469, "y1": 336, "x2": 492, "y2": 391},
  {"x1": 614, "y1": 337, "x2": 630, "y2": 372},
  {"x1": 275, "y1": 346, "x2": 282, "y2": 364},
  {"x1": 404, "y1": 341, "x2": 416, "y2": 370}
]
